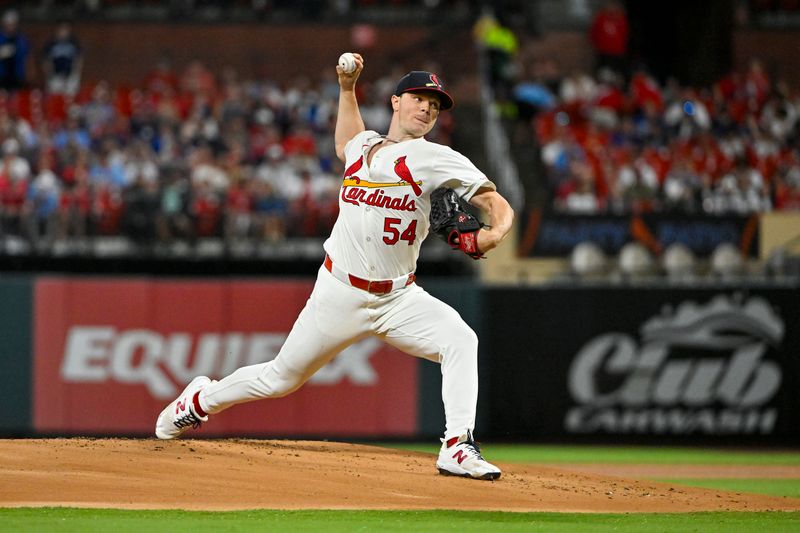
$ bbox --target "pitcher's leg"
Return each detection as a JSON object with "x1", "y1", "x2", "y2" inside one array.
[
  {"x1": 200, "y1": 312, "x2": 363, "y2": 414},
  {"x1": 155, "y1": 268, "x2": 369, "y2": 439},
  {"x1": 199, "y1": 269, "x2": 369, "y2": 414},
  {"x1": 377, "y1": 285, "x2": 478, "y2": 438},
  {"x1": 376, "y1": 285, "x2": 500, "y2": 480},
  {"x1": 200, "y1": 268, "x2": 369, "y2": 413}
]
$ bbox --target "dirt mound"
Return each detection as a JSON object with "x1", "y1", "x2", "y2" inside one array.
[{"x1": 1, "y1": 439, "x2": 798, "y2": 512}]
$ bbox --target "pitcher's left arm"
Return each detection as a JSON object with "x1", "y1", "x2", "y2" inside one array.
[{"x1": 469, "y1": 187, "x2": 514, "y2": 254}]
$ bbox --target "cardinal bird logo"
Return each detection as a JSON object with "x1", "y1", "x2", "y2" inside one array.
[
  {"x1": 393, "y1": 156, "x2": 422, "y2": 196},
  {"x1": 343, "y1": 156, "x2": 364, "y2": 184}
]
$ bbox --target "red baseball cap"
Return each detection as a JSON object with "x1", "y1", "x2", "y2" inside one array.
[{"x1": 394, "y1": 71, "x2": 454, "y2": 110}]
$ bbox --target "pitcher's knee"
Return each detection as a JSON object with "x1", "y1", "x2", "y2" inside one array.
[
  {"x1": 445, "y1": 322, "x2": 478, "y2": 360},
  {"x1": 256, "y1": 360, "x2": 307, "y2": 398},
  {"x1": 457, "y1": 323, "x2": 478, "y2": 352}
]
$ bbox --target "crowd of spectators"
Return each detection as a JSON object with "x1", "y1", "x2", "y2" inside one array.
[
  {"x1": 0, "y1": 15, "x2": 457, "y2": 253},
  {"x1": 512, "y1": 57, "x2": 800, "y2": 216}
]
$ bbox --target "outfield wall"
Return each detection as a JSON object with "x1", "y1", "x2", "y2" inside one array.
[
  {"x1": 2, "y1": 276, "x2": 798, "y2": 443},
  {"x1": 485, "y1": 286, "x2": 800, "y2": 445}
]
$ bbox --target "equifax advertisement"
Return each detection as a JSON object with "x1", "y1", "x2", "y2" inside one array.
[{"x1": 33, "y1": 278, "x2": 417, "y2": 437}]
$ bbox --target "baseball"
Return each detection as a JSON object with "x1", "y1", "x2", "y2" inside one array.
[{"x1": 338, "y1": 52, "x2": 356, "y2": 73}]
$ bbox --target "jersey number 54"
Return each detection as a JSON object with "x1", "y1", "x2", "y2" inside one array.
[{"x1": 383, "y1": 218, "x2": 417, "y2": 245}]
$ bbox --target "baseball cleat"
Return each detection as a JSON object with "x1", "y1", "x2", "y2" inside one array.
[
  {"x1": 436, "y1": 431, "x2": 501, "y2": 480},
  {"x1": 155, "y1": 376, "x2": 214, "y2": 440}
]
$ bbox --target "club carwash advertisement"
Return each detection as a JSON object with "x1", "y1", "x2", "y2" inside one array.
[{"x1": 33, "y1": 277, "x2": 417, "y2": 436}]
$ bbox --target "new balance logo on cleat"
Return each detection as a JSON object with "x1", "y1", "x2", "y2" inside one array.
[
  {"x1": 436, "y1": 431, "x2": 501, "y2": 481},
  {"x1": 452, "y1": 450, "x2": 469, "y2": 464},
  {"x1": 155, "y1": 376, "x2": 215, "y2": 440}
]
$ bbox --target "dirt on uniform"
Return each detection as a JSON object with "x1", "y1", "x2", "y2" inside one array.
[{"x1": 1, "y1": 439, "x2": 799, "y2": 512}]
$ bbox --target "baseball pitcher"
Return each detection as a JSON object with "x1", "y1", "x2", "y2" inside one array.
[{"x1": 155, "y1": 53, "x2": 514, "y2": 480}]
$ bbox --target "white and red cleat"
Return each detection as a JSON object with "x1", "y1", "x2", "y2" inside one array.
[
  {"x1": 155, "y1": 376, "x2": 213, "y2": 440},
  {"x1": 436, "y1": 431, "x2": 501, "y2": 480}
]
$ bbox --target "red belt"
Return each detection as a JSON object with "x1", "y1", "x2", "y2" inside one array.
[{"x1": 324, "y1": 254, "x2": 415, "y2": 295}]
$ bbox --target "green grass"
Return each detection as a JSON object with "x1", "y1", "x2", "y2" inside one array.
[
  {"x1": 658, "y1": 479, "x2": 800, "y2": 499},
  {"x1": 381, "y1": 443, "x2": 800, "y2": 500},
  {"x1": 1, "y1": 508, "x2": 799, "y2": 533},
  {"x1": 382, "y1": 443, "x2": 800, "y2": 465}
]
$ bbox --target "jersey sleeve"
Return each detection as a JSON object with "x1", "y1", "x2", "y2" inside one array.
[
  {"x1": 343, "y1": 130, "x2": 378, "y2": 159},
  {"x1": 433, "y1": 145, "x2": 496, "y2": 200}
]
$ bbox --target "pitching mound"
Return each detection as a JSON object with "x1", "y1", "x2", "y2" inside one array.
[{"x1": 1, "y1": 438, "x2": 798, "y2": 512}]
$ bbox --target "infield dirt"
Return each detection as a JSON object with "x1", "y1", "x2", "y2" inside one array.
[{"x1": 1, "y1": 438, "x2": 799, "y2": 513}]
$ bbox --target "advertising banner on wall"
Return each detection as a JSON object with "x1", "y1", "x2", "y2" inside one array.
[
  {"x1": 518, "y1": 212, "x2": 759, "y2": 258},
  {"x1": 487, "y1": 286, "x2": 800, "y2": 443},
  {"x1": 33, "y1": 278, "x2": 417, "y2": 437}
]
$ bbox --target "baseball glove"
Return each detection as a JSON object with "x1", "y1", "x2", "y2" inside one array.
[{"x1": 429, "y1": 188, "x2": 485, "y2": 260}]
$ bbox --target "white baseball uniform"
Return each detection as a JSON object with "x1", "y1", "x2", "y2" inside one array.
[{"x1": 199, "y1": 129, "x2": 496, "y2": 440}]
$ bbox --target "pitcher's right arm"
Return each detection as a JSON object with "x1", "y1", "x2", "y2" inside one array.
[{"x1": 335, "y1": 53, "x2": 366, "y2": 162}]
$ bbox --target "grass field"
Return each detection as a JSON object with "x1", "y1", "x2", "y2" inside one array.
[
  {"x1": 4, "y1": 444, "x2": 800, "y2": 532},
  {"x1": 388, "y1": 443, "x2": 800, "y2": 498},
  {"x1": 1, "y1": 508, "x2": 799, "y2": 533},
  {"x1": 386, "y1": 443, "x2": 800, "y2": 465}
]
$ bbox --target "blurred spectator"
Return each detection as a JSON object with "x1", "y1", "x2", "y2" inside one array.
[
  {"x1": 559, "y1": 70, "x2": 597, "y2": 106},
  {"x1": 513, "y1": 60, "x2": 557, "y2": 122},
  {"x1": 53, "y1": 115, "x2": 91, "y2": 152},
  {"x1": 252, "y1": 180, "x2": 287, "y2": 242},
  {"x1": 558, "y1": 159, "x2": 601, "y2": 214},
  {"x1": 181, "y1": 59, "x2": 217, "y2": 100},
  {"x1": 89, "y1": 139, "x2": 127, "y2": 189},
  {"x1": 774, "y1": 166, "x2": 800, "y2": 210},
  {"x1": 41, "y1": 22, "x2": 83, "y2": 96},
  {"x1": 156, "y1": 167, "x2": 192, "y2": 241},
  {"x1": 589, "y1": 0, "x2": 629, "y2": 80},
  {"x1": 541, "y1": 117, "x2": 586, "y2": 190},
  {"x1": 144, "y1": 54, "x2": 180, "y2": 97},
  {"x1": 83, "y1": 81, "x2": 118, "y2": 138},
  {"x1": 614, "y1": 160, "x2": 659, "y2": 213},
  {"x1": 189, "y1": 144, "x2": 228, "y2": 192},
  {"x1": 122, "y1": 176, "x2": 160, "y2": 244},
  {"x1": 92, "y1": 182, "x2": 124, "y2": 235},
  {"x1": 124, "y1": 139, "x2": 159, "y2": 186},
  {"x1": 24, "y1": 156, "x2": 60, "y2": 250},
  {"x1": 474, "y1": 9, "x2": 518, "y2": 102},
  {"x1": 662, "y1": 154, "x2": 701, "y2": 212},
  {"x1": 58, "y1": 167, "x2": 91, "y2": 240},
  {"x1": 0, "y1": 138, "x2": 30, "y2": 237},
  {"x1": 224, "y1": 177, "x2": 253, "y2": 242},
  {"x1": 190, "y1": 179, "x2": 222, "y2": 238},
  {"x1": 0, "y1": 10, "x2": 30, "y2": 90}
]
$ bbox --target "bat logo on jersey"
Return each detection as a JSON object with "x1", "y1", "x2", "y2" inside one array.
[{"x1": 393, "y1": 156, "x2": 423, "y2": 196}]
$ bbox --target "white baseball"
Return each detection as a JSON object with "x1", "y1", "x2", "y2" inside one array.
[{"x1": 338, "y1": 52, "x2": 356, "y2": 73}]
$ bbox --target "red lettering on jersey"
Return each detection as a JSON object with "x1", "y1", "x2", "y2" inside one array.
[
  {"x1": 341, "y1": 187, "x2": 417, "y2": 212},
  {"x1": 453, "y1": 450, "x2": 469, "y2": 464},
  {"x1": 393, "y1": 156, "x2": 422, "y2": 196}
]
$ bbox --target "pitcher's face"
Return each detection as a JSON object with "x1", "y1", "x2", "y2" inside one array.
[{"x1": 392, "y1": 92, "x2": 440, "y2": 138}]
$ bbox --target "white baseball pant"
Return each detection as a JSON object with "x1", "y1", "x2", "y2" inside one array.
[{"x1": 199, "y1": 264, "x2": 479, "y2": 439}]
